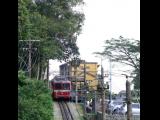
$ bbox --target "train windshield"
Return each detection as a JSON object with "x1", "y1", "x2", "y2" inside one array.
[
  {"x1": 54, "y1": 83, "x2": 61, "y2": 90},
  {"x1": 63, "y1": 83, "x2": 70, "y2": 90}
]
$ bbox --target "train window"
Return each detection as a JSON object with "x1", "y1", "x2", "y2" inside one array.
[
  {"x1": 55, "y1": 83, "x2": 61, "y2": 89},
  {"x1": 63, "y1": 83, "x2": 70, "y2": 90}
]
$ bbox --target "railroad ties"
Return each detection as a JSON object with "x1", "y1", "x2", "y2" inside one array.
[{"x1": 58, "y1": 101, "x2": 74, "y2": 120}]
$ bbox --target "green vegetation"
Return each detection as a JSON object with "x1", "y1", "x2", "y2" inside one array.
[
  {"x1": 76, "y1": 103, "x2": 85, "y2": 120},
  {"x1": 18, "y1": 70, "x2": 53, "y2": 120},
  {"x1": 94, "y1": 36, "x2": 140, "y2": 90},
  {"x1": 131, "y1": 89, "x2": 140, "y2": 103},
  {"x1": 18, "y1": 0, "x2": 85, "y2": 78},
  {"x1": 18, "y1": 0, "x2": 85, "y2": 119},
  {"x1": 105, "y1": 90, "x2": 117, "y2": 100}
]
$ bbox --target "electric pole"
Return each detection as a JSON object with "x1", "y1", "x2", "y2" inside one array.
[
  {"x1": 122, "y1": 74, "x2": 132, "y2": 120},
  {"x1": 101, "y1": 61, "x2": 106, "y2": 120},
  {"x1": 109, "y1": 58, "x2": 112, "y2": 102},
  {"x1": 126, "y1": 76, "x2": 132, "y2": 120},
  {"x1": 28, "y1": 40, "x2": 32, "y2": 78},
  {"x1": 93, "y1": 90, "x2": 97, "y2": 113},
  {"x1": 84, "y1": 60, "x2": 86, "y2": 115},
  {"x1": 71, "y1": 58, "x2": 81, "y2": 104},
  {"x1": 75, "y1": 66, "x2": 78, "y2": 104},
  {"x1": 19, "y1": 40, "x2": 40, "y2": 78},
  {"x1": 47, "y1": 59, "x2": 49, "y2": 87}
]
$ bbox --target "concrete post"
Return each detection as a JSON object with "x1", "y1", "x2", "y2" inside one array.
[{"x1": 126, "y1": 79, "x2": 132, "y2": 120}]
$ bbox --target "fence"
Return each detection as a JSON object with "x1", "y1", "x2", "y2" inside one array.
[
  {"x1": 84, "y1": 113, "x2": 97, "y2": 120},
  {"x1": 96, "y1": 112, "x2": 140, "y2": 120}
]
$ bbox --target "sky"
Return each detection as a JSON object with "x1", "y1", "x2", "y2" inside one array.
[{"x1": 49, "y1": 0, "x2": 140, "y2": 94}]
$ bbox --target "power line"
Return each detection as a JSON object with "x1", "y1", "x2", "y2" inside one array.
[{"x1": 18, "y1": 40, "x2": 40, "y2": 78}]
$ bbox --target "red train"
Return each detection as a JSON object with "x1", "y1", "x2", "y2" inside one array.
[{"x1": 51, "y1": 76, "x2": 71, "y2": 100}]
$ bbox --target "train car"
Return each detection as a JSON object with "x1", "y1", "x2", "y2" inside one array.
[{"x1": 51, "y1": 76, "x2": 71, "y2": 100}]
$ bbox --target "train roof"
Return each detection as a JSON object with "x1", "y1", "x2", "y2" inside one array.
[
  {"x1": 52, "y1": 80, "x2": 71, "y2": 83},
  {"x1": 51, "y1": 75, "x2": 70, "y2": 82}
]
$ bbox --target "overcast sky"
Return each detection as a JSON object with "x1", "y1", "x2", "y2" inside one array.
[
  {"x1": 49, "y1": 0, "x2": 140, "y2": 93},
  {"x1": 77, "y1": 0, "x2": 140, "y2": 61}
]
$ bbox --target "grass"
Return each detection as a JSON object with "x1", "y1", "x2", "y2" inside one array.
[{"x1": 76, "y1": 103, "x2": 85, "y2": 120}]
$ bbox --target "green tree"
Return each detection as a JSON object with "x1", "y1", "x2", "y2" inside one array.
[
  {"x1": 94, "y1": 36, "x2": 140, "y2": 89},
  {"x1": 131, "y1": 89, "x2": 140, "y2": 102},
  {"x1": 18, "y1": 71, "x2": 53, "y2": 120},
  {"x1": 34, "y1": 0, "x2": 85, "y2": 60},
  {"x1": 18, "y1": 0, "x2": 31, "y2": 40},
  {"x1": 18, "y1": 0, "x2": 85, "y2": 78}
]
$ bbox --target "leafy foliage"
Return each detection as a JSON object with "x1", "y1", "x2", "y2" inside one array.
[
  {"x1": 18, "y1": 0, "x2": 85, "y2": 78},
  {"x1": 18, "y1": 0, "x2": 31, "y2": 40},
  {"x1": 94, "y1": 36, "x2": 140, "y2": 89},
  {"x1": 18, "y1": 71, "x2": 53, "y2": 120},
  {"x1": 132, "y1": 67, "x2": 140, "y2": 89},
  {"x1": 131, "y1": 89, "x2": 140, "y2": 102},
  {"x1": 18, "y1": 0, "x2": 85, "y2": 61}
]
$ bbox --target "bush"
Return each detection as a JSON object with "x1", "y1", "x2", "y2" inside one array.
[{"x1": 18, "y1": 71, "x2": 53, "y2": 120}]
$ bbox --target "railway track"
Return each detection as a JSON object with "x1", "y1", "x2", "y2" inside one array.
[{"x1": 58, "y1": 101, "x2": 74, "y2": 120}]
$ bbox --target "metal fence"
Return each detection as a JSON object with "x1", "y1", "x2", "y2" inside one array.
[
  {"x1": 106, "y1": 114, "x2": 140, "y2": 120},
  {"x1": 96, "y1": 112, "x2": 140, "y2": 120},
  {"x1": 85, "y1": 113, "x2": 97, "y2": 120}
]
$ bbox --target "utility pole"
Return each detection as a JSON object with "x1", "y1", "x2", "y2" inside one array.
[
  {"x1": 47, "y1": 59, "x2": 49, "y2": 88},
  {"x1": 37, "y1": 62, "x2": 40, "y2": 80},
  {"x1": 101, "y1": 61, "x2": 106, "y2": 120},
  {"x1": 71, "y1": 58, "x2": 80, "y2": 104},
  {"x1": 102, "y1": 89, "x2": 106, "y2": 120},
  {"x1": 84, "y1": 60, "x2": 86, "y2": 90},
  {"x1": 109, "y1": 58, "x2": 112, "y2": 102},
  {"x1": 126, "y1": 76, "x2": 132, "y2": 120},
  {"x1": 19, "y1": 40, "x2": 40, "y2": 78},
  {"x1": 93, "y1": 90, "x2": 97, "y2": 113},
  {"x1": 84, "y1": 60, "x2": 86, "y2": 115},
  {"x1": 121, "y1": 74, "x2": 132, "y2": 120},
  {"x1": 75, "y1": 66, "x2": 78, "y2": 104},
  {"x1": 28, "y1": 40, "x2": 32, "y2": 78}
]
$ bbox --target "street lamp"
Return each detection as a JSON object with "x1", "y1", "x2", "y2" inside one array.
[{"x1": 70, "y1": 57, "x2": 81, "y2": 104}]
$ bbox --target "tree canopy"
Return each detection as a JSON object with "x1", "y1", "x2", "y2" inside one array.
[
  {"x1": 18, "y1": 0, "x2": 85, "y2": 60},
  {"x1": 18, "y1": 0, "x2": 85, "y2": 78},
  {"x1": 94, "y1": 36, "x2": 140, "y2": 89}
]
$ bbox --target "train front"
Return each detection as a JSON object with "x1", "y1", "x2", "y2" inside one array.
[{"x1": 51, "y1": 77, "x2": 71, "y2": 100}]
